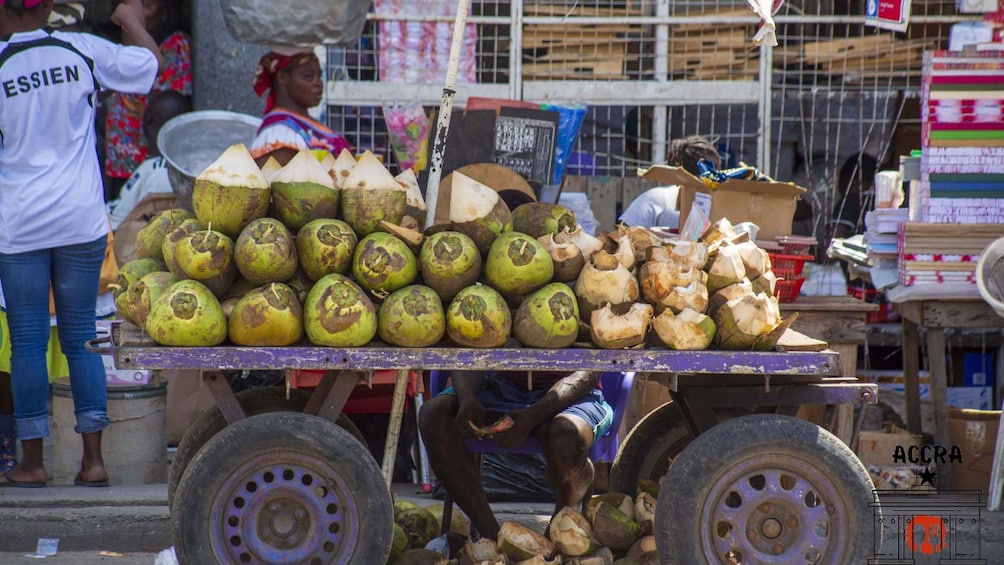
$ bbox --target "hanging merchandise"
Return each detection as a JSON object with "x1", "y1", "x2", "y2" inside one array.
[
  {"x1": 540, "y1": 103, "x2": 587, "y2": 187},
  {"x1": 384, "y1": 102, "x2": 432, "y2": 172},
  {"x1": 375, "y1": 0, "x2": 478, "y2": 85}
]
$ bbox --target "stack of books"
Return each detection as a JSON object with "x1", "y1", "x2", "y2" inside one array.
[{"x1": 897, "y1": 222, "x2": 1004, "y2": 285}]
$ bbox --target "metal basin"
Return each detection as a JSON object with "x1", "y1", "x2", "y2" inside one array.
[{"x1": 158, "y1": 110, "x2": 262, "y2": 212}]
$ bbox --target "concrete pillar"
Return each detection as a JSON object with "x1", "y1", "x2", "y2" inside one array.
[{"x1": 191, "y1": 0, "x2": 268, "y2": 114}]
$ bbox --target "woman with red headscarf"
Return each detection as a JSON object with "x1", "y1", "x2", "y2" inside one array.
[{"x1": 250, "y1": 47, "x2": 351, "y2": 167}]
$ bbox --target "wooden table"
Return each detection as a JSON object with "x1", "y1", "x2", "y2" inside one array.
[
  {"x1": 895, "y1": 298, "x2": 1004, "y2": 490},
  {"x1": 781, "y1": 296, "x2": 878, "y2": 445}
]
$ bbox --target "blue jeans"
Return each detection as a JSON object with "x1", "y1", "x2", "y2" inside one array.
[{"x1": 0, "y1": 236, "x2": 109, "y2": 440}]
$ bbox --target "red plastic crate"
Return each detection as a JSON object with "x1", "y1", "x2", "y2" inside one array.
[
  {"x1": 774, "y1": 277, "x2": 806, "y2": 303},
  {"x1": 769, "y1": 253, "x2": 814, "y2": 279}
]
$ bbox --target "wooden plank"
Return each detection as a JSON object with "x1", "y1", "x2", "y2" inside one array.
[
  {"x1": 524, "y1": 5, "x2": 644, "y2": 18},
  {"x1": 563, "y1": 175, "x2": 588, "y2": 194},
  {"x1": 776, "y1": 329, "x2": 829, "y2": 352},
  {"x1": 779, "y1": 296, "x2": 879, "y2": 313},
  {"x1": 788, "y1": 311, "x2": 868, "y2": 344},
  {"x1": 902, "y1": 317, "x2": 923, "y2": 435},
  {"x1": 668, "y1": 50, "x2": 739, "y2": 71},
  {"x1": 668, "y1": 29, "x2": 750, "y2": 52},
  {"x1": 523, "y1": 59, "x2": 626, "y2": 80},
  {"x1": 927, "y1": 328, "x2": 954, "y2": 489},
  {"x1": 922, "y1": 300, "x2": 1004, "y2": 329},
  {"x1": 988, "y1": 407, "x2": 1004, "y2": 511},
  {"x1": 587, "y1": 177, "x2": 623, "y2": 234}
]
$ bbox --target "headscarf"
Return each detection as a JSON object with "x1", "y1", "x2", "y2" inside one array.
[{"x1": 253, "y1": 48, "x2": 318, "y2": 113}]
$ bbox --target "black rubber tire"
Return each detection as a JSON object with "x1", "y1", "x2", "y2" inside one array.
[
  {"x1": 168, "y1": 386, "x2": 366, "y2": 506},
  {"x1": 171, "y1": 412, "x2": 393, "y2": 565},
  {"x1": 655, "y1": 414, "x2": 877, "y2": 565}
]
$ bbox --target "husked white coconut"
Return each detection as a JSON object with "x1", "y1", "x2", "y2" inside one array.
[
  {"x1": 735, "y1": 241, "x2": 771, "y2": 279},
  {"x1": 271, "y1": 149, "x2": 336, "y2": 189},
  {"x1": 329, "y1": 148, "x2": 357, "y2": 188},
  {"x1": 668, "y1": 239, "x2": 710, "y2": 269},
  {"x1": 652, "y1": 307, "x2": 716, "y2": 350},
  {"x1": 590, "y1": 303, "x2": 653, "y2": 349},
  {"x1": 342, "y1": 150, "x2": 402, "y2": 192},
  {"x1": 396, "y1": 168, "x2": 426, "y2": 212},
  {"x1": 705, "y1": 242, "x2": 746, "y2": 293},
  {"x1": 576, "y1": 250, "x2": 639, "y2": 315},
  {"x1": 556, "y1": 226, "x2": 604, "y2": 260},
  {"x1": 197, "y1": 143, "x2": 269, "y2": 189},
  {"x1": 661, "y1": 279, "x2": 709, "y2": 314},
  {"x1": 549, "y1": 507, "x2": 599, "y2": 557}
]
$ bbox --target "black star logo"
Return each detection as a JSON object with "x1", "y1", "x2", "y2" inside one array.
[{"x1": 913, "y1": 466, "x2": 938, "y2": 487}]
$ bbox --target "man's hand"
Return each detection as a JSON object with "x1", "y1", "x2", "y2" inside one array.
[
  {"x1": 456, "y1": 399, "x2": 486, "y2": 440},
  {"x1": 491, "y1": 408, "x2": 536, "y2": 449},
  {"x1": 111, "y1": 0, "x2": 145, "y2": 30}
]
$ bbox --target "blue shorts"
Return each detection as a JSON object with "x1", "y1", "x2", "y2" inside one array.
[{"x1": 440, "y1": 373, "x2": 615, "y2": 439}]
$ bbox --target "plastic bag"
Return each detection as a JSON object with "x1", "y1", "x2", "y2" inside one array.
[
  {"x1": 680, "y1": 200, "x2": 711, "y2": 242},
  {"x1": 541, "y1": 103, "x2": 587, "y2": 186},
  {"x1": 383, "y1": 102, "x2": 431, "y2": 172}
]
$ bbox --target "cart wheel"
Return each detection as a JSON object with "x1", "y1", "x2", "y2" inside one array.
[
  {"x1": 172, "y1": 411, "x2": 392, "y2": 565},
  {"x1": 655, "y1": 414, "x2": 876, "y2": 565},
  {"x1": 609, "y1": 401, "x2": 743, "y2": 496},
  {"x1": 168, "y1": 387, "x2": 366, "y2": 507}
]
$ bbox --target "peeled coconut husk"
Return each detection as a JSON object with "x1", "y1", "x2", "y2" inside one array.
[
  {"x1": 397, "y1": 168, "x2": 428, "y2": 228},
  {"x1": 549, "y1": 507, "x2": 600, "y2": 558},
  {"x1": 638, "y1": 247, "x2": 697, "y2": 306},
  {"x1": 341, "y1": 150, "x2": 407, "y2": 236},
  {"x1": 380, "y1": 220, "x2": 424, "y2": 252},
  {"x1": 269, "y1": 149, "x2": 340, "y2": 232},
  {"x1": 134, "y1": 209, "x2": 194, "y2": 261},
  {"x1": 633, "y1": 493, "x2": 656, "y2": 536},
  {"x1": 234, "y1": 217, "x2": 298, "y2": 285},
  {"x1": 173, "y1": 227, "x2": 237, "y2": 298},
  {"x1": 352, "y1": 232, "x2": 419, "y2": 300},
  {"x1": 517, "y1": 556, "x2": 563, "y2": 565},
  {"x1": 419, "y1": 231, "x2": 482, "y2": 302},
  {"x1": 396, "y1": 506, "x2": 440, "y2": 549},
  {"x1": 590, "y1": 501, "x2": 644, "y2": 552},
  {"x1": 555, "y1": 226, "x2": 603, "y2": 261},
  {"x1": 389, "y1": 523, "x2": 410, "y2": 562},
  {"x1": 377, "y1": 285, "x2": 446, "y2": 347},
  {"x1": 461, "y1": 538, "x2": 509, "y2": 565},
  {"x1": 484, "y1": 232, "x2": 554, "y2": 302},
  {"x1": 392, "y1": 548, "x2": 448, "y2": 565},
  {"x1": 513, "y1": 283, "x2": 579, "y2": 349},
  {"x1": 296, "y1": 219, "x2": 357, "y2": 281},
  {"x1": 584, "y1": 494, "x2": 633, "y2": 524},
  {"x1": 625, "y1": 536, "x2": 658, "y2": 562},
  {"x1": 162, "y1": 218, "x2": 204, "y2": 277},
  {"x1": 704, "y1": 242, "x2": 746, "y2": 294},
  {"x1": 734, "y1": 240, "x2": 771, "y2": 279},
  {"x1": 537, "y1": 233, "x2": 584, "y2": 283},
  {"x1": 652, "y1": 307, "x2": 716, "y2": 351},
  {"x1": 659, "y1": 279, "x2": 709, "y2": 315},
  {"x1": 511, "y1": 202, "x2": 576, "y2": 239},
  {"x1": 192, "y1": 143, "x2": 271, "y2": 238},
  {"x1": 424, "y1": 503, "x2": 470, "y2": 538},
  {"x1": 123, "y1": 271, "x2": 178, "y2": 329},
  {"x1": 303, "y1": 273, "x2": 377, "y2": 347},
  {"x1": 228, "y1": 283, "x2": 303, "y2": 346},
  {"x1": 329, "y1": 148, "x2": 357, "y2": 189},
  {"x1": 259, "y1": 156, "x2": 283, "y2": 182},
  {"x1": 713, "y1": 292, "x2": 788, "y2": 351},
  {"x1": 448, "y1": 171, "x2": 513, "y2": 257},
  {"x1": 575, "y1": 251, "x2": 639, "y2": 316},
  {"x1": 445, "y1": 285, "x2": 512, "y2": 348},
  {"x1": 562, "y1": 547, "x2": 613, "y2": 565},
  {"x1": 602, "y1": 231, "x2": 635, "y2": 271},
  {"x1": 701, "y1": 217, "x2": 738, "y2": 246},
  {"x1": 637, "y1": 480, "x2": 660, "y2": 500},
  {"x1": 112, "y1": 258, "x2": 167, "y2": 325},
  {"x1": 590, "y1": 302, "x2": 653, "y2": 349},
  {"x1": 666, "y1": 239, "x2": 709, "y2": 270},
  {"x1": 750, "y1": 270, "x2": 778, "y2": 296},
  {"x1": 618, "y1": 225, "x2": 662, "y2": 262},
  {"x1": 707, "y1": 278, "x2": 755, "y2": 316},
  {"x1": 497, "y1": 522, "x2": 555, "y2": 562},
  {"x1": 145, "y1": 280, "x2": 227, "y2": 346}
]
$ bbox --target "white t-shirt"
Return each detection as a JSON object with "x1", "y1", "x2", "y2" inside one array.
[
  {"x1": 107, "y1": 156, "x2": 171, "y2": 230},
  {"x1": 619, "y1": 185, "x2": 681, "y2": 229},
  {"x1": 0, "y1": 29, "x2": 158, "y2": 254}
]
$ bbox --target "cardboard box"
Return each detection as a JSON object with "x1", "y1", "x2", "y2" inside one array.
[
  {"x1": 865, "y1": 464, "x2": 935, "y2": 491},
  {"x1": 638, "y1": 165, "x2": 805, "y2": 240},
  {"x1": 96, "y1": 320, "x2": 152, "y2": 386},
  {"x1": 165, "y1": 370, "x2": 216, "y2": 446},
  {"x1": 857, "y1": 425, "x2": 923, "y2": 467},
  {"x1": 948, "y1": 408, "x2": 1000, "y2": 493}
]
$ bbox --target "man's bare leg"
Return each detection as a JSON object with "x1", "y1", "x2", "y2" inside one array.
[{"x1": 542, "y1": 414, "x2": 594, "y2": 518}]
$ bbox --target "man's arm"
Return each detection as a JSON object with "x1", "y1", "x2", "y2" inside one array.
[
  {"x1": 112, "y1": 0, "x2": 165, "y2": 74},
  {"x1": 450, "y1": 371, "x2": 487, "y2": 438},
  {"x1": 493, "y1": 371, "x2": 598, "y2": 448}
]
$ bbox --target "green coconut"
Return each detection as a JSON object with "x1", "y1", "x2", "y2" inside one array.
[
  {"x1": 575, "y1": 251, "x2": 639, "y2": 317},
  {"x1": 377, "y1": 285, "x2": 446, "y2": 347},
  {"x1": 392, "y1": 549, "x2": 447, "y2": 565},
  {"x1": 446, "y1": 285, "x2": 512, "y2": 348},
  {"x1": 394, "y1": 500, "x2": 422, "y2": 521},
  {"x1": 549, "y1": 507, "x2": 600, "y2": 558},
  {"x1": 511, "y1": 202, "x2": 576, "y2": 239},
  {"x1": 173, "y1": 228, "x2": 236, "y2": 298},
  {"x1": 513, "y1": 283, "x2": 579, "y2": 349},
  {"x1": 419, "y1": 231, "x2": 482, "y2": 302},
  {"x1": 123, "y1": 271, "x2": 178, "y2": 329},
  {"x1": 591, "y1": 501, "x2": 644, "y2": 552},
  {"x1": 192, "y1": 143, "x2": 271, "y2": 238},
  {"x1": 112, "y1": 258, "x2": 167, "y2": 324},
  {"x1": 295, "y1": 218, "x2": 357, "y2": 281},
  {"x1": 713, "y1": 292, "x2": 784, "y2": 351},
  {"x1": 497, "y1": 521, "x2": 555, "y2": 562},
  {"x1": 389, "y1": 523, "x2": 410, "y2": 562},
  {"x1": 590, "y1": 303, "x2": 653, "y2": 350},
  {"x1": 633, "y1": 493, "x2": 656, "y2": 536},
  {"x1": 637, "y1": 480, "x2": 660, "y2": 500},
  {"x1": 144, "y1": 280, "x2": 227, "y2": 346},
  {"x1": 705, "y1": 242, "x2": 746, "y2": 294},
  {"x1": 424, "y1": 503, "x2": 470, "y2": 538},
  {"x1": 396, "y1": 506, "x2": 439, "y2": 550},
  {"x1": 584, "y1": 494, "x2": 634, "y2": 524},
  {"x1": 303, "y1": 273, "x2": 377, "y2": 346},
  {"x1": 228, "y1": 283, "x2": 303, "y2": 346},
  {"x1": 340, "y1": 150, "x2": 407, "y2": 236},
  {"x1": 448, "y1": 171, "x2": 512, "y2": 257},
  {"x1": 134, "y1": 208, "x2": 194, "y2": 261},
  {"x1": 707, "y1": 278, "x2": 755, "y2": 316},
  {"x1": 269, "y1": 149, "x2": 340, "y2": 232},
  {"x1": 750, "y1": 270, "x2": 778, "y2": 296},
  {"x1": 234, "y1": 217, "x2": 298, "y2": 285},
  {"x1": 651, "y1": 308, "x2": 716, "y2": 351},
  {"x1": 484, "y1": 231, "x2": 554, "y2": 303},
  {"x1": 537, "y1": 233, "x2": 584, "y2": 283},
  {"x1": 352, "y1": 232, "x2": 418, "y2": 299},
  {"x1": 162, "y1": 218, "x2": 205, "y2": 277}
]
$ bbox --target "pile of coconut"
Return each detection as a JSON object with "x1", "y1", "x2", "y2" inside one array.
[
  {"x1": 114, "y1": 142, "x2": 792, "y2": 353},
  {"x1": 388, "y1": 485, "x2": 660, "y2": 564}
]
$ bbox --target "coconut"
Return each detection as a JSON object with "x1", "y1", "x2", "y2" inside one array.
[
  {"x1": 637, "y1": 480, "x2": 660, "y2": 500},
  {"x1": 633, "y1": 493, "x2": 656, "y2": 536},
  {"x1": 134, "y1": 209, "x2": 194, "y2": 261},
  {"x1": 389, "y1": 523, "x2": 410, "y2": 562},
  {"x1": 590, "y1": 303, "x2": 653, "y2": 349},
  {"x1": 511, "y1": 202, "x2": 576, "y2": 239},
  {"x1": 461, "y1": 538, "x2": 509, "y2": 565},
  {"x1": 605, "y1": 232, "x2": 636, "y2": 271},
  {"x1": 704, "y1": 242, "x2": 746, "y2": 294},
  {"x1": 549, "y1": 507, "x2": 600, "y2": 558},
  {"x1": 701, "y1": 217, "x2": 738, "y2": 246},
  {"x1": 584, "y1": 494, "x2": 634, "y2": 523},
  {"x1": 707, "y1": 278, "x2": 755, "y2": 316},
  {"x1": 161, "y1": 218, "x2": 204, "y2": 277},
  {"x1": 555, "y1": 226, "x2": 604, "y2": 261},
  {"x1": 341, "y1": 150, "x2": 407, "y2": 235},
  {"x1": 295, "y1": 219, "x2": 357, "y2": 281},
  {"x1": 590, "y1": 501, "x2": 644, "y2": 552},
  {"x1": 419, "y1": 231, "x2": 482, "y2": 302},
  {"x1": 517, "y1": 556, "x2": 562, "y2": 565},
  {"x1": 424, "y1": 503, "x2": 470, "y2": 538},
  {"x1": 233, "y1": 217, "x2": 298, "y2": 285},
  {"x1": 735, "y1": 241, "x2": 771, "y2": 279},
  {"x1": 397, "y1": 168, "x2": 428, "y2": 228},
  {"x1": 667, "y1": 239, "x2": 709, "y2": 270},
  {"x1": 618, "y1": 225, "x2": 662, "y2": 262},
  {"x1": 484, "y1": 232, "x2": 554, "y2": 303},
  {"x1": 144, "y1": 280, "x2": 227, "y2": 346},
  {"x1": 123, "y1": 271, "x2": 178, "y2": 329},
  {"x1": 660, "y1": 279, "x2": 709, "y2": 315},
  {"x1": 446, "y1": 285, "x2": 512, "y2": 348},
  {"x1": 625, "y1": 536, "x2": 657, "y2": 562},
  {"x1": 317, "y1": 150, "x2": 337, "y2": 170},
  {"x1": 259, "y1": 156, "x2": 282, "y2": 182},
  {"x1": 220, "y1": 295, "x2": 240, "y2": 319},
  {"x1": 378, "y1": 285, "x2": 446, "y2": 347},
  {"x1": 303, "y1": 273, "x2": 377, "y2": 346},
  {"x1": 269, "y1": 149, "x2": 340, "y2": 232},
  {"x1": 713, "y1": 292, "x2": 785, "y2": 350},
  {"x1": 227, "y1": 283, "x2": 303, "y2": 346},
  {"x1": 497, "y1": 522, "x2": 555, "y2": 562},
  {"x1": 352, "y1": 232, "x2": 419, "y2": 299},
  {"x1": 575, "y1": 251, "x2": 639, "y2": 316},
  {"x1": 638, "y1": 247, "x2": 697, "y2": 307},
  {"x1": 329, "y1": 148, "x2": 356, "y2": 189},
  {"x1": 448, "y1": 171, "x2": 513, "y2": 257},
  {"x1": 393, "y1": 549, "x2": 448, "y2": 565},
  {"x1": 112, "y1": 258, "x2": 167, "y2": 324},
  {"x1": 173, "y1": 228, "x2": 236, "y2": 297},
  {"x1": 563, "y1": 548, "x2": 614, "y2": 565},
  {"x1": 537, "y1": 234, "x2": 584, "y2": 283},
  {"x1": 513, "y1": 283, "x2": 579, "y2": 349},
  {"x1": 394, "y1": 500, "x2": 422, "y2": 520},
  {"x1": 750, "y1": 270, "x2": 778, "y2": 296},
  {"x1": 396, "y1": 506, "x2": 440, "y2": 549},
  {"x1": 191, "y1": 143, "x2": 271, "y2": 238},
  {"x1": 651, "y1": 308, "x2": 716, "y2": 351}
]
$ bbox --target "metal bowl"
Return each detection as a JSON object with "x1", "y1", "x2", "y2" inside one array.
[{"x1": 158, "y1": 110, "x2": 262, "y2": 212}]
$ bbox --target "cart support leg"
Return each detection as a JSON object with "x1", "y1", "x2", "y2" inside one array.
[
  {"x1": 204, "y1": 371, "x2": 245, "y2": 424},
  {"x1": 304, "y1": 370, "x2": 362, "y2": 423},
  {"x1": 382, "y1": 369, "x2": 410, "y2": 488}
]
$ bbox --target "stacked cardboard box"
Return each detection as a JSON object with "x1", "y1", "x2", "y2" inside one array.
[{"x1": 896, "y1": 222, "x2": 1004, "y2": 285}]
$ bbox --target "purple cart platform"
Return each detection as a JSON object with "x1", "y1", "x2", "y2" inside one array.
[{"x1": 96, "y1": 322, "x2": 879, "y2": 565}]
